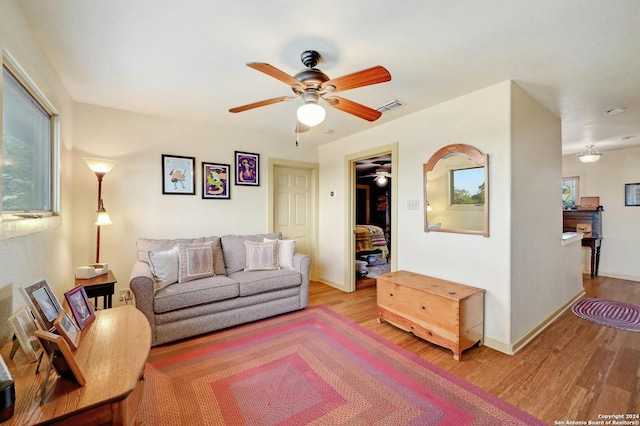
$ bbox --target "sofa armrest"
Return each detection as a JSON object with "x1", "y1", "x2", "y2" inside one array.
[
  {"x1": 293, "y1": 253, "x2": 311, "y2": 308},
  {"x1": 129, "y1": 261, "x2": 156, "y2": 341}
]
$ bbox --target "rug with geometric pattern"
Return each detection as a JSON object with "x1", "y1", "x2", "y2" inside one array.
[{"x1": 137, "y1": 306, "x2": 543, "y2": 425}]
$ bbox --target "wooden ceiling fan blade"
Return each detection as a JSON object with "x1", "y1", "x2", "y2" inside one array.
[
  {"x1": 325, "y1": 96, "x2": 382, "y2": 122},
  {"x1": 247, "y1": 63, "x2": 307, "y2": 90},
  {"x1": 229, "y1": 96, "x2": 296, "y2": 113},
  {"x1": 321, "y1": 66, "x2": 391, "y2": 94}
]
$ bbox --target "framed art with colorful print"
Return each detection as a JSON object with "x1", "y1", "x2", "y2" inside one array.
[
  {"x1": 234, "y1": 151, "x2": 259, "y2": 186},
  {"x1": 202, "y1": 162, "x2": 230, "y2": 199}
]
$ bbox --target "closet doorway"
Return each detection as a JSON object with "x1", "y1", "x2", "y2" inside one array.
[{"x1": 346, "y1": 143, "x2": 398, "y2": 292}]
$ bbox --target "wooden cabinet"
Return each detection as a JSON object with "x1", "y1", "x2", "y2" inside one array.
[
  {"x1": 563, "y1": 208, "x2": 604, "y2": 277},
  {"x1": 1, "y1": 306, "x2": 151, "y2": 425},
  {"x1": 563, "y1": 208, "x2": 603, "y2": 238},
  {"x1": 377, "y1": 270, "x2": 485, "y2": 361}
]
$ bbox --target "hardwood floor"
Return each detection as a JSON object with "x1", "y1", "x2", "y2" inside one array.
[{"x1": 309, "y1": 274, "x2": 640, "y2": 424}]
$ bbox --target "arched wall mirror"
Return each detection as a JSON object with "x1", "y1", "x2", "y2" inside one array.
[{"x1": 423, "y1": 144, "x2": 489, "y2": 237}]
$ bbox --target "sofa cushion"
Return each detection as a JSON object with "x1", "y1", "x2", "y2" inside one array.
[
  {"x1": 153, "y1": 275, "x2": 239, "y2": 314},
  {"x1": 265, "y1": 238, "x2": 295, "y2": 270},
  {"x1": 202, "y1": 236, "x2": 227, "y2": 276},
  {"x1": 244, "y1": 240, "x2": 279, "y2": 271},
  {"x1": 137, "y1": 236, "x2": 226, "y2": 276},
  {"x1": 221, "y1": 233, "x2": 281, "y2": 274},
  {"x1": 138, "y1": 237, "x2": 198, "y2": 264},
  {"x1": 149, "y1": 246, "x2": 179, "y2": 289},
  {"x1": 178, "y1": 242, "x2": 216, "y2": 283},
  {"x1": 228, "y1": 269, "x2": 301, "y2": 297}
]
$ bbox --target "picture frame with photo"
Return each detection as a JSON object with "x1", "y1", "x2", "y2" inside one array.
[
  {"x1": 202, "y1": 162, "x2": 231, "y2": 199},
  {"x1": 625, "y1": 183, "x2": 640, "y2": 207},
  {"x1": 64, "y1": 285, "x2": 96, "y2": 330},
  {"x1": 19, "y1": 279, "x2": 63, "y2": 332},
  {"x1": 162, "y1": 154, "x2": 196, "y2": 195},
  {"x1": 234, "y1": 151, "x2": 260, "y2": 186},
  {"x1": 33, "y1": 330, "x2": 86, "y2": 387},
  {"x1": 8, "y1": 306, "x2": 42, "y2": 362},
  {"x1": 54, "y1": 311, "x2": 81, "y2": 351}
]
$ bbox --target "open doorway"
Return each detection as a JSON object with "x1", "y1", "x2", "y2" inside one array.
[
  {"x1": 353, "y1": 152, "x2": 394, "y2": 291},
  {"x1": 347, "y1": 143, "x2": 397, "y2": 291}
]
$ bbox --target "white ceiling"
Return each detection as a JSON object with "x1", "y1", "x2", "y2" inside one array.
[{"x1": 16, "y1": 0, "x2": 640, "y2": 154}]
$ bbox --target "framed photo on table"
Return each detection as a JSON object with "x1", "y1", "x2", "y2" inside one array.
[
  {"x1": 33, "y1": 330, "x2": 86, "y2": 386},
  {"x1": 234, "y1": 151, "x2": 260, "y2": 186},
  {"x1": 64, "y1": 285, "x2": 96, "y2": 330},
  {"x1": 162, "y1": 154, "x2": 196, "y2": 195},
  {"x1": 9, "y1": 306, "x2": 42, "y2": 362},
  {"x1": 19, "y1": 279, "x2": 63, "y2": 332},
  {"x1": 202, "y1": 162, "x2": 230, "y2": 199},
  {"x1": 54, "y1": 311, "x2": 81, "y2": 350}
]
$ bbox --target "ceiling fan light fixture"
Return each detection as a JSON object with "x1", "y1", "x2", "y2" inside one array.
[
  {"x1": 297, "y1": 102, "x2": 325, "y2": 127},
  {"x1": 375, "y1": 175, "x2": 388, "y2": 186},
  {"x1": 577, "y1": 144, "x2": 603, "y2": 163}
]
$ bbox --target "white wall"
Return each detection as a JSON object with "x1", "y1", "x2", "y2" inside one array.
[
  {"x1": 319, "y1": 82, "x2": 515, "y2": 346},
  {"x1": 0, "y1": 0, "x2": 75, "y2": 344},
  {"x1": 71, "y1": 103, "x2": 318, "y2": 302},
  {"x1": 562, "y1": 146, "x2": 640, "y2": 281},
  {"x1": 510, "y1": 83, "x2": 582, "y2": 342},
  {"x1": 318, "y1": 81, "x2": 573, "y2": 351}
]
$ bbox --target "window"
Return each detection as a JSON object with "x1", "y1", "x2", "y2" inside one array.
[
  {"x1": 562, "y1": 176, "x2": 579, "y2": 207},
  {"x1": 2, "y1": 61, "x2": 56, "y2": 216},
  {"x1": 450, "y1": 167, "x2": 484, "y2": 205}
]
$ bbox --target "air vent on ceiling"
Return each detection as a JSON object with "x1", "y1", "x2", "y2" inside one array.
[{"x1": 376, "y1": 100, "x2": 404, "y2": 113}]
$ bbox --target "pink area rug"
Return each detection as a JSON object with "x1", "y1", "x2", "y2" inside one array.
[
  {"x1": 572, "y1": 298, "x2": 640, "y2": 332},
  {"x1": 137, "y1": 306, "x2": 543, "y2": 425}
]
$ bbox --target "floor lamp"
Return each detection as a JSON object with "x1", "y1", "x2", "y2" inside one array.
[{"x1": 83, "y1": 158, "x2": 117, "y2": 264}]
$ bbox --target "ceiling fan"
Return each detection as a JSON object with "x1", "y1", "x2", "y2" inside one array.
[
  {"x1": 229, "y1": 50, "x2": 392, "y2": 131},
  {"x1": 362, "y1": 161, "x2": 392, "y2": 185}
]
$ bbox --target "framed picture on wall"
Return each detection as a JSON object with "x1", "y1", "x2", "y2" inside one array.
[
  {"x1": 234, "y1": 151, "x2": 260, "y2": 186},
  {"x1": 202, "y1": 162, "x2": 230, "y2": 199},
  {"x1": 625, "y1": 183, "x2": 640, "y2": 206},
  {"x1": 162, "y1": 154, "x2": 196, "y2": 195}
]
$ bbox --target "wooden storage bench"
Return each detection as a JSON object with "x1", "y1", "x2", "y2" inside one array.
[{"x1": 376, "y1": 270, "x2": 485, "y2": 361}]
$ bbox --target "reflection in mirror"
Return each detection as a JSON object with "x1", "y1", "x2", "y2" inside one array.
[{"x1": 424, "y1": 144, "x2": 489, "y2": 237}]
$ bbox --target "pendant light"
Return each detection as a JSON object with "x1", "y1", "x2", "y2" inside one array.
[{"x1": 576, "y1": 145, "x2": 603, "y2": 163}]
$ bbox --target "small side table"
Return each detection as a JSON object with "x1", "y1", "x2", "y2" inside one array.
[{"x1": 75, "y1": 270, "x2": 117, "y2": 309}]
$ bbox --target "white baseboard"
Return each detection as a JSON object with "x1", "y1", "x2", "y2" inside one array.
[
  {"x1": 483, "y1": 289, "x2": 586, "y2": 356},
  {"x1": 597, "y1": 271, "x2": 640, "y2": 283}
]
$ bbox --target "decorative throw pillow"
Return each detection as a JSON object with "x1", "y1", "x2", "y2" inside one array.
[
  {"x1": 177, "y1": 242, "x2": 216, "y2": 283},
  {"x1": 264, "y1": 238, "x2": 295, "y2": 270},
  {"x1": 148, "y1": 246, "x2": 179, "y2": 290},
  {"x1": 244, "y1": 240, "x2": 279, "y2": 271}
]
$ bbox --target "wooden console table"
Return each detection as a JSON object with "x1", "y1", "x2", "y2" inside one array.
[
  {"x1": 1, "y1": 305, "x2": 151, "y2": 425},
  {"x1": 582, "y1": 237, "x2": 602, "y2": 278},
  {"x1": 377, "y1": 270, "x2": 485, "y2": 361}
]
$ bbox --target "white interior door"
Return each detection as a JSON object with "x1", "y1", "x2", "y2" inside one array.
[{"x1": 274, "y1": 166, "x2": 313, "y2": 257}]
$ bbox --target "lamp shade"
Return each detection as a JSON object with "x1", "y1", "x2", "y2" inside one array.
[
  {"x1": 576, "y1": 145, "x2": 602, "y2": 163},
  {"x1": 375, "y1": 175, "x2": 388, "y2": 186},
  {"x1": 84, "y1": 158, "x2": 118, "y2": 174},
  {"x1": 297, "y1": 103, "x2": 325, "y2": 127},
  {"x1": 95, "y1": 210, "x2": 113, "y2": 226}
]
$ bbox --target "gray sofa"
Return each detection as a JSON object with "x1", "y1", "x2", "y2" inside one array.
[{"x1": 129, "y1": 233, "x2": 310, "y2": 346}]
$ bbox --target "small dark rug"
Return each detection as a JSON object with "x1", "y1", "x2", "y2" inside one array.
[
  {"x1": 571, "y1": 298, "x2": 640, "y2": 332},
  {"x1": 366, "y1": 262, "x2": 391, "y2": 278}
]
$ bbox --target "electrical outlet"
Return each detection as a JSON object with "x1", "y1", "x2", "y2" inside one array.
[{"x1": 119, "y1": 289, "x2": 132, "y2": 302}]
